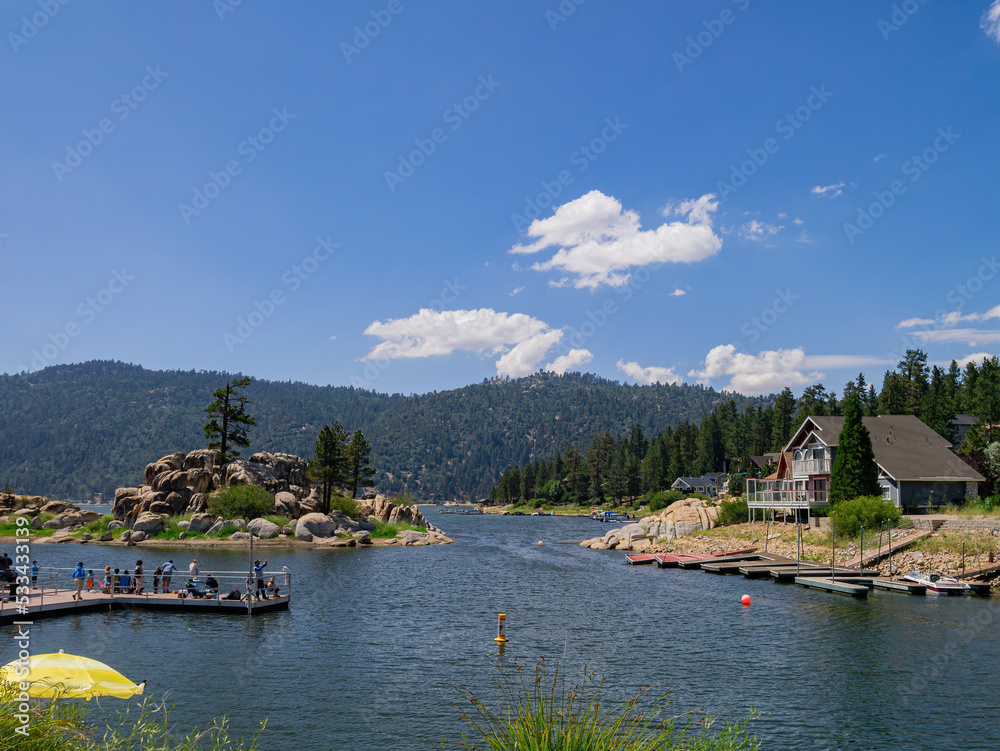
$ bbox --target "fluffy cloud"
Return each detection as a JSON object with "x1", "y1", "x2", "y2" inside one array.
[
  {"x1": 546, "y1": 348, "x2": 593, "y2": 374},
  {"x1": 957, "y1": 352, "x2": 994, "y2": 367},
  {"x1": 897, "y1": 306, "x2": 1000, "y2": 330},
  {"x1": 983, "y1": 0, "x2": 1000, "y2": 42},
  {"x1": 802, "y1": 355, "x2": 894, "y2": 369},
  {"x1": 912, "y1": 328, "x2": 1000, "y2": 344},
  {"x1": 616, "y1": 359, "x2": 681, "y2": 386},
  {"x1": 793, "y1": 217, "x2": 804, "y2": 225},
  {"x1": 739, "y1": 220, "x2": 783, "y2": 242},
  {"x1": 508, "y1": 286, "x2": 525, "y2": 297},
  {"x1": 688, "y1": 345, "x2": 821, "y2": 394},
  {"x1": 363, "y1": 308, "x2": 568, "y2": 378},
  {"x1": 796, "y1": 231, "x2": 814, "y2": 244},
  {"x1": 509, "y1": 190, "x2": 721, "y2": 290},
  {"x1": 670, "y1": 288, "x2": 686, "y2": 297},
  {"x1": 873, "y1": 153, "x2": 885, "y2": 163},
  {"x1": 811, "y1": 182, "x2": 846, "y2": 197},
  {"x1": 897, "y1": 317, "x2": 936, "y2": 329}
]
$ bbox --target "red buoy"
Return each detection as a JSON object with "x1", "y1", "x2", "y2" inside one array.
[{"x1": 741, "y1": 594, "x2": 751, "y2": 606}]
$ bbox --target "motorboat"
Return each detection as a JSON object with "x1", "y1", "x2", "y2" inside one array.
[{"x1": 901, "y1": 571, "x2": 971, "y2": 595}]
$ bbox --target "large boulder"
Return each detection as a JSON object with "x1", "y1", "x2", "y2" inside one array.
[
  {"x1": 152, "y1": 470, "x2": 189, "y2": 493},
  {"x1": 186, "y1": 468, "x2": 213, "y2": 494},
  {"x1": 113, "y1": 487, "x2": 141, "y2": 519},
  {"x1": 40, "y1": 500, "x2": 76, "y2": 515},
  {"x1": 274, "y1": 491, "x2": 300, "y2": 518},
  {"x1": 295, "y1": 512, "x2": 339, "y2": 541},
  {"x1": 248, "y1": 518, "x2": 280, "y2": 539},
  {"x1": 165, "y1": 489, "x2": 192, "y2": 515},
  {"x1": 42, "y1": 510, "x2": 101, "y2": 529},
  {"x1": 224, "y1": 459, "x2": 281, "y2": 492},
  {"x1": 188, "y1": 513, "x2": 216, "y2": 534},
  {"x1": 133, "y1": 512, "x2": 168, "y2": 535},
  {"x1": 183, "y1": 449, "x2": 219, "y2": 471}
]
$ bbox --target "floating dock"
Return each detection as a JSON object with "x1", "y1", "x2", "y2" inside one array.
[
  {"x1": 794, "y1": 577, "x2": 869, "y2": 598},
  {"x1": 625, "y1": 554, "x2": 658, "y2": 565}
]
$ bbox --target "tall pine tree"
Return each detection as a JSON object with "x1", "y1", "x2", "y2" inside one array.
[{"x1": 829, "y1": 392, "x2": 881, "y2": 502}]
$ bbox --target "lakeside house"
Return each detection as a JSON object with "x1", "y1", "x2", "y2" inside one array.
[
  {"x1": 671, "y1": 472, "x2": 727, "y2": 498},
  {"x1": 746, "y1": 414, "x2": 984, "y2": 517}
]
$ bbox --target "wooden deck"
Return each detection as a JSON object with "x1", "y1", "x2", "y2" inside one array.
[
  {"x1": 841, "y1": 529, "x2": 933, "y2": 568},
  {"x1": 0, "y1": 589, "x2": 289, "y2": 625},
  {"x1": 795, "y1": 577, "x2": 870, "y2": 597}
]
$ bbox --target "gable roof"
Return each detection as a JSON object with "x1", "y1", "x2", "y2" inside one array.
[{"x1": 787, "y1": 414, "x2": 984, "y2": 483}]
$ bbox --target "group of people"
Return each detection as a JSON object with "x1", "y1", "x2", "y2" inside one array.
[
  {"x1": 62, "y1": 557, "x2": 281, "y2": 600},
  {"x1": 0, "y1": 553, "x2": 38, "y2": 599}
]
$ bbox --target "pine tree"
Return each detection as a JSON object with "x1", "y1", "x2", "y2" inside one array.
[
  {"x1": 829, "y1": 392, "x2": 881, "y2": 502},
  {"x1": 694, "y1": 413, "x2": 724, "y2": 475},
  {"x1": 345, "y1": 428, "x2": 375, "y2": 499},
  {"x1": 203, "y1": 376, "x2": 257, "y2": 464},
  {"x1": 309, "y1": 421, "x2": 348, "y2": 513},
  {"x1": 878, "y1": 371, "x2": 906, "y2": 415},
  {"x1": 770, "y1": 387, "x2": 796, "y2": 451}
]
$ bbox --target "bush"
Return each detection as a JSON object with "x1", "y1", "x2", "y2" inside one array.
[
  {"x1": 448, "y1": 658, "x2": 759, "y2": 751},
  {"x1": 717, "y1": 498, "x2": 749, "y2": 526},
  {"x1": 207, "y1": 485, "x2": 274, "y2": 521},
  {"x1": 329, "y1": 493, "x2": 360, "y2": 519},
  {"x1": 647, "y1": 489, "x2": 684, "y2": 513},
  {"x1": 830, "y1": 495, "x2": 901, "y2": 538}
]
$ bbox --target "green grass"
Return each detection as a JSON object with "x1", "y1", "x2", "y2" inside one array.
[
  {"x1": 370, "y1": 519, "x2": 427, "y2": 538},
  {"x1": 447, "y1": 659, "x2": 759, "y2": 751},
  {"x1": 81, "y1": 514, "x2": 115, "y2": 534},
  {"x1": 911, "y1": 532, "x2": 998, "y2": 556},
  {"x1": 0, "y1": 513, "x2": 57, "y2": 537},
  {"x1": 0, "y1": 681, "x2": 265, "y2": 751}
]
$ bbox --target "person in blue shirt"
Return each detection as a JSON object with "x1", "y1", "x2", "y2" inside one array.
[
  {"x1": 254, "y1": 559, "x2": 269, "y2": 599},
  {"x1": 161, "y1": 559, "x2": 175, "y2": 592},
  {"x1": 71, "y1": 562, "x2": 87, "y2": 601},
  {"x1": 31, "y1": 561, "x2": 39, "y2": 589}
]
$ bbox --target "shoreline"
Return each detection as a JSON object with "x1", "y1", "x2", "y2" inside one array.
[{"x1": 0, "y1": 534, "x2": 453, "y2": 549}]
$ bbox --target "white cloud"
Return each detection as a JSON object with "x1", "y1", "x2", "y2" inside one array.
[
  {"x1": 739, "y1": 220, "x2": 783, "y2": 242},
  {"x1": 873, "y1": 153, "x2": 885, "y2": 163},
  {"x1": 793, "y1": 217, "x2": 804, "y2": 225},
  {"x1": 362, "y1": 308, "x2": 567, "y2": 378},
  {"x1": 802, "y1": 355, "x2": 894, "y2": 369},
  {"x1": 897, "y1": 317, "x2": 936, "y2": 329},
  {"x1": 508, "y1": 286, "x2": 525, "y2": 297},
  {"x1": 509, "y1": 190, "x2": 721, "y2": 290},
  {"x1": 912, "y1": 328, "x2": 1000, "y2": 344},
  {"x1": 670, "y1": 288, "x2": 686, "y2": 297},
  {"x1": 688, "y1": 345, "x2": 821, "y2": 394},
  {"x1": 546, "y1": 348, "x2": 593, "y2": 374},
  {"x1": 983, "y1": 0, "x2": 1000, "y2": 42},
  {"x1": 897, "y1": 306, "x2": 1000, "y2": 331},
  {"x1": 796, "y1": 231, "x2": 814, "y2": 244},
  {"x1": 811, "y1": 182, "x2": 846, "y2": 197},
  {"x1": 777, "y1": 212, "x2": 787, "y2": 219},
  {"x1": 616, "y1": 359, "x2": 681, "y2": 386},
  {"x1": 957, "y1": 352, "x2": 994, "y2": 367}
]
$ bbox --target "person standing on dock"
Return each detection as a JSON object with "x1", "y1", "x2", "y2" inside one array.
[
  {"x1": 134, "y1": 560, "x2": 144, "y2": 595},
  {"x1": 162, "y1": 560, "x2": 175, "y2": 592},
  {"x1": 72, "y1": 562, "x2": 87, "y2": 601},
  {"x1": 254, "y1": 559, "x2": 268, "y2": 599},
  {"x1": 31, "y1": 561, "x2": 39, "y2": 589},
  {"x1": 153, "y1": 565, "x2": 162, "y2": 593},
  {"x1": 189, "y1": 559, "x2": 199, "y2": 578}
]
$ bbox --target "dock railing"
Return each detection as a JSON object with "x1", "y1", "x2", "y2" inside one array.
[{"x1": 0, "y1": 566, "x2": 292, "y2": 619}]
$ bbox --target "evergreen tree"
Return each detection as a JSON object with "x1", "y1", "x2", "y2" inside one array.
[
  {"x1": 203, "y1": 375, "x2": 257, "y2": 463},
  {"x1": 694, "y1": 413, "x2": 724, "y2": 474},
  {"x1": 829, "y1": 392, "x2": 881, "y2": 502},
  {"x1": 344, "y1": 428, "x2": 375, "y2": 499},
  {"x1": 794, "y1": 384, "x2": 830, "y2": 425},
  {"x1": 866, "y1": 385, "x2": 878, "y2": 416},
  {"x1": 641, "y1": 434, "x2": 668, "y2": 493},
  {"x1": 770, "y1": 387, "x2": 796, "y2": 451},
  {"x1": 877, "y1": 371, "x2": 906, "y2": 414},
  {"x1": 898, "y1": 349, "x2": 930, "y2": 415},
  {"x1": 520, "y1": 460, "x2": 537, "y2": 501},
  {"x1": 586, "y1": 431, "x2": 615, "y2": 501},
  {"x1": 309, "y1": 421, "x2": 348, "y2": 513}
]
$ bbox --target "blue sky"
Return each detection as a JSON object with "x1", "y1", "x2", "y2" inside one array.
[{"x1": 2, "y1": 1, "x2": 1000, "y2": 396}]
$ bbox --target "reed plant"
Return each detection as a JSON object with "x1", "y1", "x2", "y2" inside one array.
[{"x1": 446, "y1": 659, "x2": 758, "y2": 751}]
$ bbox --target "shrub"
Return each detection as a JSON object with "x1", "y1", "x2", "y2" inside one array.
[
  {"x1": 448, "y1": 658, "x2": 759, "y2": 751},
  {"x1": 329, "y1": 493, "x2": 360, "y2": 519},
  {"x1": 647, "y1": 489, "x2": 684, "y2": 512},
  {"x1": 830, "y1": 495, "x2": 901, "y2": 538},
  {"x1": 207, "y1": 485, "x2": 274, "y2": 521},
  {"x1": 717, "y1": 497, "x2": 749, "y2": 526}
]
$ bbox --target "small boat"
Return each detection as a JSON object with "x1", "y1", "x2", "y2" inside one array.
[{"x1": 901, "y1": 571, "x2": 971, "y2": 595}]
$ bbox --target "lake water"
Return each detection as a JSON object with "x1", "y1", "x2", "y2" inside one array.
[{"x1": 8, "y1": 511, "x2": 1000, "y2": 750}]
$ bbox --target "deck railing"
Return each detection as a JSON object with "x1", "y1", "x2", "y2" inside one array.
[
  {"x1": 0, "y1": 566, "x2": 291, "y2": 619},
  {"x1": 746, "y1": 480, "x2": 830, "y2": 509},
  {"x1": 791, "y1": 457, "x2": 831, "y2": 476}
]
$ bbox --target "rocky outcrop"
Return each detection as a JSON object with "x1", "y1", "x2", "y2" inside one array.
[
  {"x1": 132, "y1": 512, "x2": 168, "y2": 536},
  {"x1": 247, "y1": 518, "x2": 280, "y2": 539},
  {"x1": 579, "y1": 498, "x2": 720, "y2": 551},
  {"x1": 358, "y1": 495, "x2": 431, "y2": 528},
  {"x1": 113, "y1": 449, "x2": 314, "y2": 522},
  {"x1": 42, "y1": 510, "x2": 102, "y2": 529}
]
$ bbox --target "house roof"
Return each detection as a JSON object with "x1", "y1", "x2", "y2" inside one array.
[
  {"x1": 787, "y1": 414, "x2": 985, "y2": 483},
  {"x1": 951, "y1": 414, "x2": 978, "y2": 426}
]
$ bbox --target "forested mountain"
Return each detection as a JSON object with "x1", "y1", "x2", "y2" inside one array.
[{"x1": 0, "y1": 361, "x2": 769, "y2": 501}]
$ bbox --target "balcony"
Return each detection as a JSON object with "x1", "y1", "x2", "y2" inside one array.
[
  {"x1": 746, "y1": 479, "x2": 830, "y2": 509},
  {"x1": 792, "y1": 457, "x2": 831, "y2": 476}
]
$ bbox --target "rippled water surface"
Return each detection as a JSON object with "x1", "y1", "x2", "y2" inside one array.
[{"x1": 11, "y1": 511, "x2": 1000, "y2": 750}]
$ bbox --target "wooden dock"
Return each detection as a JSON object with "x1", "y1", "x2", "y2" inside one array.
[
  {"x1": 841, "y1": 529, "x2": 933, "y2": 568},
  {"x1": 0, "y1": 589, "x2": 289, "y2": 625},
  {"x1": 795, "y1": 577, "x2": 869, "y2": 597},
  {"x1": 701, "y1": 555, "x2": 790, "y2": 574},
  {"x1": 625, "y1": 554, "x2": 658, "y2": 565},
  {"x1": 769, "y1": 566, "x2": 879, "y2": 582}
]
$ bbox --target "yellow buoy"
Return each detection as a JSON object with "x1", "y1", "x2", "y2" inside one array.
[{"x1": 494, "y1": 613, "x2": 508, "y2": 643}]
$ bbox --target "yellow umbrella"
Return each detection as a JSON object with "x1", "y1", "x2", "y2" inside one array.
[{"x1": 0, "y1": 649, "x2": 144, "y2": 700}]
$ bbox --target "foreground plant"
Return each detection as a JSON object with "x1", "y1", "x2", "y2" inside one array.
[
  {"x1": 446, "y1": 659, "x2": 759, "y2": 751},
  {"x1": 0, "y1": 682, "x2": 264, "y2": 751}
]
